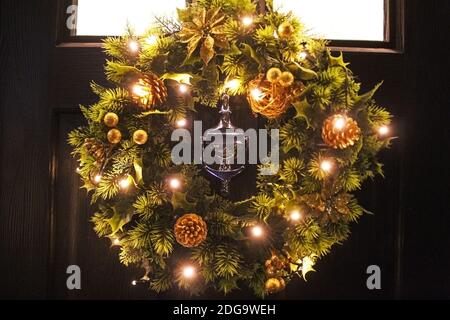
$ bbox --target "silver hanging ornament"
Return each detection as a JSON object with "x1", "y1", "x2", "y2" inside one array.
[{"x1": 202, "y1": 94, "x2": 247, "y2": 196}]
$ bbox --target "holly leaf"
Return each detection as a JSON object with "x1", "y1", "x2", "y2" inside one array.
[
  {"x1": 171, "y1": 191, "x2": 196, "y2": 211},
  {"x1": 328, "y1": 52, "x2": 349, "y2": 68},
  {"x1": 301, "y1": 255, "x2": 317, "y2": 281},
  {"x1": 161, "y1": 73, "x2": 193, "y2": 85},
  {"x1": 239, "y1": 43, "x2": 262, "y2": 65},
  {"x1": 133, "y1": 158, "x2": 143, "y2": 185},
  {"x1": 293, "y1": 99, "x2": 311, "y2": 128},
  {"x1": 289, "y1": 62, "x2": 318, "y2": 81},
  {"x1": 353, "y1": 82, "x2": 383, "y2": 110},
  {"x1": 107, "y1": 207, "x2": 133, "y2": 235}
]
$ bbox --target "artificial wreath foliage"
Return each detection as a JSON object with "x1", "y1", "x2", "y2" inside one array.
[{"x1": 68, "y1": 0, "x2": 393, "y2": 297}]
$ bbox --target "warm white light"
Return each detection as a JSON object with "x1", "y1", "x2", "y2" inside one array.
[
  {"x1": 169, "y1": 178, "x2": 181, "y2": 189},
  {"x1": 94, "y1": 174, "x2": 102, "y2": 183},
  {"x1": 76, "y1": 167, "x2": 81, "y2": 173},
  {"x1": 128, "y1": 40, "x2": 140, "y2": 52},
  {"x1": 132, "y1": 83, "x2": 148, "y2": 97},
  {"x1": 145, "y1": 35, "x2": 158, "y2": 46},
  {"x1": 273, "y1": 31, "x2": 279, "y2": 39},
  {"x1": 251, "y1": 88, "x2": 264, "y2": 101},
  {"x1": 179, "y1": 84, "x2": 189, "y2": 94},
  {"x1": 224, "y1": 79, "x2": 241, "y2": 91},
  {"x1": 298, "y1": 51, "x2": 308, "y2": 60},
  {"x1": 182, "y1": 266, "x2": 196, "y2": 279},
  {"x1": 113, "y1": 238, "x2": 121, "y2": 246},
  {"x1": 242, "y1": 16, "x2": 254, "y2": 27},
  {"x1": 176, "y1": 119, "x2": 187, "y2": 128},
  {"x1": 333, "y1": 116, "x2": 346, "y2": 130},
  {"x1": 320, "y1": 160, "x2": 333, "y2": 172},
  {"x1": 290, "y1": 210, "x2": 302, "y2": 221},
  {"x1": 131, "y1": 280, "x2": 137, "y2": 286},
  {"x1": 251, "y1": 225, "x2": 264, "y2": 238},
  {"x1": 378, "y1": 125, "x2": 389, "y2": 136},
  {"x1": 119, "y1": 177, "x2": 131, "y2": 190}
]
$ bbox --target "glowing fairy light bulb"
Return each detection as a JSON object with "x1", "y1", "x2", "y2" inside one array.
[
  {"x1": 128, "y1": 40, "x2": 140, "y2": 53},
  {"x1": 182, "y1": 265, "x2": 196, "y2": 279},
  {"x1": 169, "y1": 178, "x2": 181, "y2": 190},
  {"x1": 176, "y1": 119, "x2": 187, "y2": 128},
  {"x1": 145, "y1": 35, "x2": 158, "y2": 46},
  {"x1": 94, "y1": 174, "x2": 102, "y2": 184},
  {"x1": 251, "y1": 88, "x2": 264, "y2": 101},
  {"x1": 378, "y1": 125, "x2": 389, "y2": 136},
  {"x1": 333, "y1": 116, "x2": 346, "y2": 130},
  {"x1": 76, "y1": 167, "x2": 81, "y2": 173},
  {"x1": 224, "y1": 79, "x2": 241, "y2": 92},
  {"x1": 132, "y1": 82, "x2": 148, "y2": 97},
  {"x1": 290, "y1": 210, "x2": 302, "y2": 222},
  {"x1": 131, "y1": 280, "x2": 137, "y2": 286},
  {"x1": 251, "y1": 225, "x2": 264, "y2": 238},
  {"x1": 320, "y1": 160, "x2": 333, "y2": 173},
  {"x1": 113, "y1": 238, "x2": 121, "y2": 246},
  {"x1": 119, "y1": 176, "x2": 131, "y2": 190},
  {"x1": 179, "y1": 84, "x2": 189, "y2": 94},
  {"x1": 298, "y1": 51, "x2": 308, "y2": 60},
  {"x1": 242, "y1": 16, "x2": 254, "y2": 27}
]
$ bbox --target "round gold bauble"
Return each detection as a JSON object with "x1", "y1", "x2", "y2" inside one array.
[
  {"x1": 266, "y1": 68, "x2": 282, "y2": 83},
  {"x1": 133, "y1": 129, "x2": 148, "y2": 145},
  {"x1": 278, "y1": 22, "x2": 295, "y2": 39},
  {"x1": 107, "y1": 128, "x2": 122, "y2": 144},
  {"x1": 103, "y1": 112, "x2": 119, "y2": 127},
  {"x1": 279, "y1": 71, "x2": 294, "y2": 87}
]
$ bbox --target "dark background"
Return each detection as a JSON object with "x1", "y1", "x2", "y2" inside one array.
[{"x1": 0, "y1": 0, "x2": 449, "y2": 300}]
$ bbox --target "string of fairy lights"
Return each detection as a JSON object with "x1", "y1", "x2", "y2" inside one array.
[{"x1": 76, "y1": 15, "x2": 391, "y2": 285}]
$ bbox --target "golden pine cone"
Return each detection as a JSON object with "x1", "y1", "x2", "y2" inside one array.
[
  {"x1": 84, "y1": 138, "x2": 106, "y2": 165},
  {"x1": 174, "y1": 214, "x2": 207, "y2": 248},
  {"x1": 322, "y1": 114, "x2": 361, "y2": 149},
  {"x1": 131, "y1": 73, "x2": 168, "y2": 110}
]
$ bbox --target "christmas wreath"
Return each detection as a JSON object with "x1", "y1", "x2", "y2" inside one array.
[{"x1": 69, "y1": 0, "x2": 393, "y2": 297}]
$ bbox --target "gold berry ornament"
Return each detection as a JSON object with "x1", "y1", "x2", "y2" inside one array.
[
  {"x1": 278, "y1": 71, "x2": 294, "y2": 88},
  {"x1": 265, "y1": 277, "x2": 286, "y2": 294},
  {"x1": 133, "y1": 129, "x2": 148, "y2": 145},
  {"x1": 266, "y1": 67, "x2": 282, "y2": 83},
  {"x1": 265, "y1": 254, "x2": 288, "y2": 277},
  {"x1": 107, "y1": 128, "x2": 122, "y2": 144},
  {"x1": 322, "y1": 114, "x2": 361, "y2": 149},
  {"x1": 103, "y1": 112, "x2": 119, "y2": 127},
  {"x1": 174, "y1": 214, "x2": 208, "y2": 248},
  {"x1": 278, "y1": 22, "x2": 295, "y2": 39}
]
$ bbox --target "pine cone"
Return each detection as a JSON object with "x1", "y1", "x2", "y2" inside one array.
[
  {"x1": 174, "y1": 214, "x2": 207, "y2": 248},
  {"x1": 84, "y1": 138, "x2": 106, "y2": 166},
  {"x1": 131, "y1": 73, "x2": 168, "y2": 110},
  {"x1": 322, "y1": 114, "x2": 361, "y2": 149}
]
